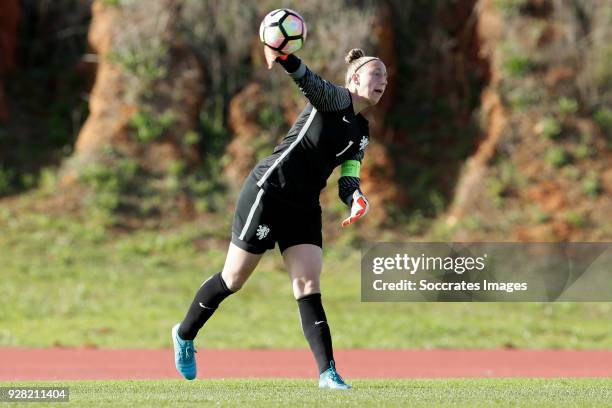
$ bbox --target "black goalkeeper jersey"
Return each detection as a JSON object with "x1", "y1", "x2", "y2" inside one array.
[{"x1": 251, "y1": 55, "x2": 370, "y2": 207}]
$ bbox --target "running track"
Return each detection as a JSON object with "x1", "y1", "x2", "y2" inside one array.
[{"x1": 2, "y1": 349, "x2": 612, "y2": 380}]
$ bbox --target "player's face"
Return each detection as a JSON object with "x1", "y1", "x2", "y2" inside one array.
[{"x1": 356, "y1": 61, "x2": 388, "y2": 105}]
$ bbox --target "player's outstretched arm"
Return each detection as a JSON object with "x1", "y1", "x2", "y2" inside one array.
[{"x1": 265, "y1": 47, "x2": 351, "y2": 112}]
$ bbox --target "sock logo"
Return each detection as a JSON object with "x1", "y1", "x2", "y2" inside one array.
[{"x1": 314, "y1": 320, "x2": 326, "y2": 325}]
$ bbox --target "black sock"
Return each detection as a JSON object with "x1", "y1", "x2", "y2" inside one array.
[
  {"x1": 178, "y1": 272, "x2": 233, "y2": 340},
  {"x1": 297, "y1": 293, "x2": 334, "y2": 374}
]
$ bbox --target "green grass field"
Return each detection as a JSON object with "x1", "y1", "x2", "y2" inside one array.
[
  {"x1": 1, "y1": 207, "x2": 612, "y2": 349},
  {"x1": 1, "y1": 379, "x2": 612, "y2": 407}
]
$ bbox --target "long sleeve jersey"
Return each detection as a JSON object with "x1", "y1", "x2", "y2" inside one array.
[{"x1": 251, "y1": 55, "x2": 369, "y2": 208}]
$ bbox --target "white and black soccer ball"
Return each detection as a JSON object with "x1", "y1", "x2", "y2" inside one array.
[{"x1": 259, "y1": 8, "x2": 307, "y2": 55}]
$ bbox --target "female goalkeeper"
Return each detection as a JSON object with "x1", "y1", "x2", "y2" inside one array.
[{"x1": 172, "y1": 45, "x2": 387, "y2": 389}]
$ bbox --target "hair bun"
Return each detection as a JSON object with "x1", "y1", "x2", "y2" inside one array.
[{"x1": 345, "y1": 48, "x2": 365, "y2": 64}]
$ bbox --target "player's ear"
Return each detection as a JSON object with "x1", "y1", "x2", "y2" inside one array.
[{"x1": 352, "y1": 73, "x2": 360, "y2": 86}]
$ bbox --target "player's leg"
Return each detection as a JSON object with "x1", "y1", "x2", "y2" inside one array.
[
  {"x1": 172, "y1": 243, "x2": 262, "y2": 380},
  {"x1": 178, "y1": 242, "x2": 263, "y2": 340},
  {"x1": 178, "y1": 171, "x2": 270, "y2": 341},
  {"x1": 173, "y1": 174, "x2": 271, "y2": 380},
  {"x1": 283, "y1": 244, "x2": 331, "y2": 370},
  {"x1": 282, "y1": 243, "x2": 351, "y2": 389}
]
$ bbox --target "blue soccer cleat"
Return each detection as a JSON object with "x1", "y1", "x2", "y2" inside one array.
[
  {"x1": 319, "y1": 360, "x2": 352, "y2": 389},
  {"x1": 172, "y1": 323, "x2": 197, "y2": 380}
]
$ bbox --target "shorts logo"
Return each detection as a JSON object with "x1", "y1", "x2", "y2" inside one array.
[
  {"x1": 359, "y1": 136, "x2": 369, "y2": 151},
  {"x1": 256, "y1": 224, "x2": 270, "y2": 240}
]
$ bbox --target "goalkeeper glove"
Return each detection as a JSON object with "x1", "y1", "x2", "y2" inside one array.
[{"x1": 341, "y1": 190, "x2": 369, "y2": 227}]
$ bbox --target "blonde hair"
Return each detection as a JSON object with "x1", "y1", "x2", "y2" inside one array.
[{"x1": 345, "y1": 48, "x2": 381, "y2": 86}]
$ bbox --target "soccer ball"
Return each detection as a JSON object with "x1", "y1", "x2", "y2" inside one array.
[{"x1": 259, "y1": 9, "x2": 307, "y2": 55}]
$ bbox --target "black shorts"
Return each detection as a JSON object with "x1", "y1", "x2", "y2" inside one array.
[{"x1": 231, "y1": 174, "x2": 322, "y2": 254}]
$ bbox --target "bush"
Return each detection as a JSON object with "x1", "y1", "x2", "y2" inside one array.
[
  {"x1": 573, "y1": 144, "x2": 593, "y2": 160},
  {"x1": 544, "y1": 146, "x2": 569, "y2": 167},
  {"x1": 493, "y1": 0, "x2": 528, "y2": 15},
  {"x1": 535, "y1": 116, "x2": 562, "y2": 139},
  {"x1": 129, "y1": 110, "x2": 175, "y2": 143},
  {"x1": 79, "y1": 156, "x2": 140, "y2": 225},
  {"x1": 503, "y1": 55, "x2": 535, "y2": 77},
  {"x1": 593, "y1": 108, "x2": 612, "y2": 137},
  {"x1": 581, "y1": 171, "x2": 601, "y2": 197},
  {"x1": 558, "y1": 97, "x2": 579, "y2": 115},
  {"x1": 0, "y1": 168, "x2": 15, "y2": 196},
  {"x1": 530, "y1": 205, "x2": 551, "y2": 224},
  {"x1": 566, "y1": 211, "x2": 587, "y2": 229},
  {"x1": 561, "y1": 165, "x2": 580, "y2": 181},
  {"x1": 504, "y1": 82, "x2": 543, "y2": 111}
]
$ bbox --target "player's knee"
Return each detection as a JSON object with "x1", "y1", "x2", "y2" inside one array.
[
  {"x1": 220, "y1": 268, "x2": 246, "y2": 292},
  {"x1": 222, "y1": 274, "x2": 245, "y2": 292},
  {"x1": 292, "y1": 278, "x2": 320, "y2": 299}
]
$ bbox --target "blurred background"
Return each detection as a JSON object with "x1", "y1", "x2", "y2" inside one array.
[{"x1": 0, "y1": 0, "x2": 610, "y2": 349}]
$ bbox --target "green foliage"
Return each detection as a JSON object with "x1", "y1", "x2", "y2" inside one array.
[
  {"x1": 573, "y1": 144, "x2": 594, "y2": 160},
  {"x1": 504, "y1": 83, "x2": 543, "y2": 111},
  {"x1": 195, "y1": 97, "x2": 231, "y2": 211},
  {"x1": 558, "y1": 97, "x2": 579, "y2": 115},
  {"x1": 38, "y1": 168, "x2": 58, "y2": 191},
  {"x1": 529, "y1": 204, "x2": 551, "y2": 224},
  {"x1": 461, "y1": 215, "x2": 483, "y2": 231},
  {"x1": 200, "y1": 96, "x2": 230, "y2": 152},
  {"x1": 581, "y1": 171, "x2": 601, "y2": 197},
  {"x1": 545, "y1": 146, "x2": 570, "y2": 168},
  {"x1": 129, "y1": 110, "x2": 175, "y2": 143},
  {"x1": 561, "y1": 165, "x2": 581, "y2": 181},
  {"x1": 109, "y1": 42, "x2": 168, "y2": 84},
  {"x1": 487, "y1": 161, "x2": 525, "y2": 208},
  {"x1": 500, "y1": 39, "x2": 536, "y2": 80},
  {"x1": 492, "y1": 0, "x2": 527, "y2": 15},
  {"x1": 594, "y1": 44, "x2": 612, "y2": 88},
  {"x1": 168, "y1": 160, "x2": 187, "y2": 178},
  {"x1": 0, "y1": 167, "x2": 15, "y2": 196},
  {"x1": 257, "y1": 107, "x2": 285, "y2": 129},
  {"x1": 21, "y1": 174, "x2": 36, "y2": 190},
  {"x1": 252, "y1": 136, "x2": 273, "y2": 162},
  {"x1": 164, "y1": 161, "x2": 187, "y2": 193},
  {"x1": 487, "y1": 180, "x2": 506, "y2": 208},
  {"x1": 404, "y1": 210, "x2": 429, "y2": 236},
  {"x1": 0, "y1": 167, "x2": 36, "y2": 197},
  {"x1": 80, "y1": 159, "x2": 138, "y2": 196},
  {"x1": 566, "y1": 211, "x2": 587, "y2": 229},
  {"x1": 503, "y1": 55, "x2": 535, "y2": 78},
  {"x1": 593, "y1": 107, "x2": 612, "y2": 136},
  {"x1": 183, "y1": 130, "x2": 200, "y2": 147},
  {"x1": 79, "y1": 155, "x2": 140, "y2": 226},
  {"x1": 537, "y1": 116, "x2": 562, "y2": 139}
]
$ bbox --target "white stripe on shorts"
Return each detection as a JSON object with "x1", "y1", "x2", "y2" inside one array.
[
  {"x1": 239, "y1": 188, "x2": 265, "y2": 240},
  {"x1": 256, "y1": 107, "x2": 318, "y2": 188}
]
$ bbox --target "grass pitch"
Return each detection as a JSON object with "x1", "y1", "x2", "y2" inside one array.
[
  {"x1": 1, "y1": 379, "x2": 612, "y2": 407},
  {"x1": 1, "y1": 210, "x2": 612, "y2": 349}
]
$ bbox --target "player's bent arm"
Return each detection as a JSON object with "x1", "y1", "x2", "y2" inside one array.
[
  {"x1": 338, "y1": 150, "x2": 364, "y2": 205},
  {"x1": 338, "y1": 156, "x2": 370, "y2": 227},
  {"x1": 277, "y1": 54, "x2": 351, "y2": 112},
  {"x1": 338, "y1": 164, "x2": 361, "y2": 206}
]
